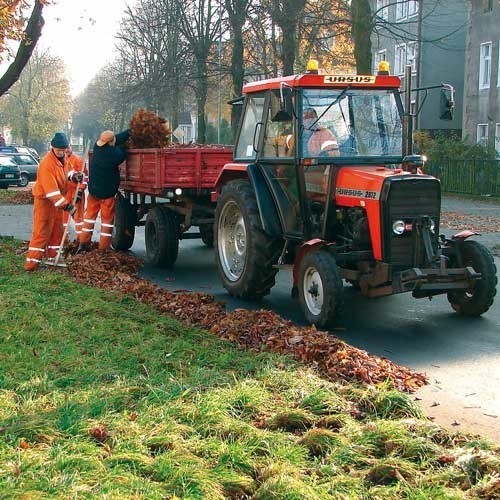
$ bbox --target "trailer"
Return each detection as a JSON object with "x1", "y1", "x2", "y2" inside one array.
[{"x1": 113, "y1": 146, "x2": 232, "y2": 267}]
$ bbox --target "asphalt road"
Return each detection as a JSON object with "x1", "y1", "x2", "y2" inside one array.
[{"x1": 1, "y1": 198, "x2": 499, "y2": 441}]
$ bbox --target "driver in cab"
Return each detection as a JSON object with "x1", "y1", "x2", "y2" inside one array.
[{"x1": 301, "y1": 107, "x2": 339, "y2": 157}]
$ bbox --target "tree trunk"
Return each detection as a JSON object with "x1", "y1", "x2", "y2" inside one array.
[
  {"x1": 351, "y1": 0, "x2": 373, "y2": 74},
  {"x1": 270, "y1": 0, "x2": 306, "y2": 76},
  {"x1": 227, "y1": 3, "x2": 247, "y2": 139},
  {"x1": 196, "y1": 65, "x2": 208, "y2": 143},
  {"x1": 0, "y1": 1, "x2": 45, "y2": 96}
]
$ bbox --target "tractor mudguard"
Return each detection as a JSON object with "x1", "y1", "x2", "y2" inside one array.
[
  {"x1": 246, "y1": 163, "x2": 282, "y2": 237},
  {"x1": 451, "y1": 229, "x2": 480, "y2": 240}
]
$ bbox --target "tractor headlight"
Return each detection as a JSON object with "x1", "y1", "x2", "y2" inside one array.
[
  {"x1": 392, "y1": 220, "x2": 405, "y2": 235},
  {"x1": 175, "y1": 188, "x2": 182, "y2": 196}
]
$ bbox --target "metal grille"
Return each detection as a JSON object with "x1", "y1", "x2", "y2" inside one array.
[{"x1": 382, "y1": 177, "x2": 441, "y2": 269}]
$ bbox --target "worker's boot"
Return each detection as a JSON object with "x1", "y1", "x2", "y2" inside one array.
[
  {"x1": 76, "y1": 243, "x2": 90, "y2": 254},
  {"x1": 24, "y1": 261, "x2": 39, "y2": 272}
]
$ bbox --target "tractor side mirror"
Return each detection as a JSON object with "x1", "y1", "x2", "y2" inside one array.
[
  {"x1": 272, "y1": 84, "x2": 293, "y2": 122},
  {"x1": 439, "y1": 85, "x2": 455, "y2": 121}
]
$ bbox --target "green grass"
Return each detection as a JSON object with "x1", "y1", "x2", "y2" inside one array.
[{"x1": 1, "y1": 236, "x2": 500, "y2": 498}]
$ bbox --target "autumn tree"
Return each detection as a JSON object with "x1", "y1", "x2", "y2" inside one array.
[
  {"x1": 1, "y1": 48, "x2": 71, "y2": 149},
  {"x1": 0, "y1": 0, "x2": 46, "y2": 96},
  {"x1": 72, "y1": 61, "x2": 134, "y2": 151},
  {"x1": 180, "y1": 0, "x2": 222, "y2": 143},
  {"x1": 114, "y1": 0, "x2": 193, "y2": 130}
]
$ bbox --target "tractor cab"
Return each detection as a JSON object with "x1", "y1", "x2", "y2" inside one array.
[{"x1": 232, "y1": 62, "x2": 405, "y2": 242}]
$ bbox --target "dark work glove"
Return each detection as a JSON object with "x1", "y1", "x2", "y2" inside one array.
[
  {"x1": 75, "y1": 189, "x2": 83, "y2": 203},
  {"x1": 71, "y1": 171, "x2": 84, "y2": 183},
  {"x1": 64, "y1": 203, "x2": 77, "y2": 216}
]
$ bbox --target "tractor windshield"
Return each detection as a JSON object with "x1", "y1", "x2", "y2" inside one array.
[{"x1": 301, "y1": 89, "x2": 403, "y2": 160}]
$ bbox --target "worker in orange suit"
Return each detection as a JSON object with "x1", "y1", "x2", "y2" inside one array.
[
  {"x1": 24, "y1": 132, "x2": 83, "y2": 271},
  {"x1": 63, "y1": 145, "x2": 88, "y2": 241},
  {"x1": 302, "y1": 107, "x2": 340, "y2": 156},
  {"x1": 78, "y1": 129, "x2": 130, "y2": 252}
]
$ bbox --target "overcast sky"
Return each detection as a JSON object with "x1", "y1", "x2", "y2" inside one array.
[{"x1": 39, "y1": 0, "x2": 127, "y2": 96}]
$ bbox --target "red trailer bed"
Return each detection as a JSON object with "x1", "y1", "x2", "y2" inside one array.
[{"x1": 120, "y1": 147, "x2": 233, "y2": 196}]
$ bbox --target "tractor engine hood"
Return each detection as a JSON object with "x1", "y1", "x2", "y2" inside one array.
[{"x1": 334, "y1": 165, "x2": 437, "y2": 261}]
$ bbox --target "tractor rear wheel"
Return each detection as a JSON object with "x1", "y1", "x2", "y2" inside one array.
[
  {"x1": 199, "y1": 223, "x2": 214, "y2": 247},
  {"x1": 145, "y1": 206, "x2": 179, "y2": 268},
  {"x1": 447, "y1": 240, "x2": 497, "y2": 316},
  {"x1": 215, "y1": 179, "x2": 281, "y2": 299},
  {"x1": 112, "y1": 193, "x2": 136, "y2": 250},
  {"x1": 298, "y1": 249, "x2": 344, "y2": 328}
]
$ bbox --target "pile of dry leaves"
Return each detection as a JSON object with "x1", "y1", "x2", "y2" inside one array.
[
  {"x1": 129, "y1": 108, "x2": 172, "y2": 148},
  {"x1": 3, "y1": 190, "x2": 34, "y2": 204},
  {"x1": 441, "y1": 211, "x2": 500, "y2": 233},
  {"x1": 65, "y1": 250, "x2": 427, "y2": 392}
]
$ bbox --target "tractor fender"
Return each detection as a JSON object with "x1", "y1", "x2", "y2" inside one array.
[
  {"x1": 442, "y1": 230, "x2": 481, "y2": 266},
  {"x1": 246, "y1": 163, "x2": 282, "y2": 237},
  {"x1": 451, "y1": 229, "x2": 480, "y2": 241},
  {"x1": 214, "y1": 163, "x2": 282, "y2": 237}
]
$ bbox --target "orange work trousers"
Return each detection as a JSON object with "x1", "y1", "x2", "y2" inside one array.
[
  {"x1": 79, "y1": 194, "x2": 116, "y2": 250},
  {"x1": 62, "y1": 194, "x2": 85, "y2": 240},
  {"x1": 25, "y1": 197, "x2": 64, "y2": 270}
]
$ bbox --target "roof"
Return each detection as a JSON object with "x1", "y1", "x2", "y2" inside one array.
[{"x1": 243, "y1": 72, "x2": 401, "y2": 94}]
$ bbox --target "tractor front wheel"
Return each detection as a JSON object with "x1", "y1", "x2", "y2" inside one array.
[
  {"x1": 298, "y1": 249, "x2": 344, "y2": 328},
  {"x1": 447, "y1": 240, "x2": 497, "y2": 316}
]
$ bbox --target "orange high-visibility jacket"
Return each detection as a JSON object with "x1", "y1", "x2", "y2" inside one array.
[
  {"x1": 32, "y1": 151, "x2": 72, "y2": 209},
  {"x1": 66, "y1": 153, "x2": 88, "y2": 191}
]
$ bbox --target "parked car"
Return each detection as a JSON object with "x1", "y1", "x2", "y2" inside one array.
[
  {"x1": 0, "y1": 145, "x2": 40, "y2": 161},
  {"x1": 0, "y1": 156, "x2": 21, "y2": 189},
  {"x1": 0, "y1": 152, "x2": 39, "y2": 186}
]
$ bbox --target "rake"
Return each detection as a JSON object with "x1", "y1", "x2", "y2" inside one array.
[{"x1": 49, "y1": 182, "x2": 82, "y2": 268}]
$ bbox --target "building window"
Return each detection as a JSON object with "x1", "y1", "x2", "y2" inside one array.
[
  {"x1": 373, "y1": 49, "x2": 387, "y2": 73},
  {"x1": 376, "y1": 0, "x2": 389, "y2": 20},
  {"x1": 408, "y1": 0, "x2": 419, "y2": 16},
  {"x1": 495, "y1": 124, "x2": 500, "y2": 154},
  {"x1": 479, "y1": 42, "x2": 492, "y2": 89},
  {"x1": 498, "y1": 41, "x2": 500, "y2": 87},
  {"x1": 407, "y1": 42, "x2": 417, "y2": 73},
  {"x1": 396, "y1": 1, "x2": 407, "y2": 20},
  {"x1": 477, "y1": 124, "x2": 489, "y2": 144},
  {"x1": 395, "y1": 44, "x2": 406, "y2": 75}
]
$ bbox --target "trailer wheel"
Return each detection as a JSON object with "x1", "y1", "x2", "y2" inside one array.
[
  {"x1": 199, "y1": 223, "x2": 214, "y2": 247},
  {"x1": 447, "y1": 240, "x2": 497, "y2": 316},
  {"x1": 298, "y1": 249, "x2": 344, "y2": 328},
  {"x1": 215, "y1": 179, "x2": 281, "y2": 299},
  {"x1": 112, "y1": 193, "x2": 136, "y2": 250},
  {"x1": 145, "y1": 206, "x2": 179, "y2": 268}
]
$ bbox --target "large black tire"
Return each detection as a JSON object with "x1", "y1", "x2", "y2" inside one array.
[
  {"x1": 19, "y1": 173, "x2": 29, "y2": 187},
  {"x1": 112, "y1": 194, "x2": 136, "y2": 250},
  {"x1": 145, "y1": 206, "x2": 179, "y2": 268},
  {"x1": 215, "y1": 179, "x2": 281, "y2": 299},
  {"x1": 447, "y1": 240, "x2": 497, "y2": 316},
  {"x1": 199, "y1": 223, "x2": 214, "y2": 247},
  {"x1": 298, "y1": 249, "x2": 344, "y2": 328}
]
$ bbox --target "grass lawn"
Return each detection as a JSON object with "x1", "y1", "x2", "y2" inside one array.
[{"x1": 1, "y1": 236, "x2": 499, "y2": 498}]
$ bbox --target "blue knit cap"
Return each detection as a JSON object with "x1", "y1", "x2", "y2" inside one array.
[{"x1": 50, "y1": 132, "x2": 69, "y2": 148}]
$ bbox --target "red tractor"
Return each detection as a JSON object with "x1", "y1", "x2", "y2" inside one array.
[{"x1": 213, "y1": 62, "x2": 497, "y2": 327}]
